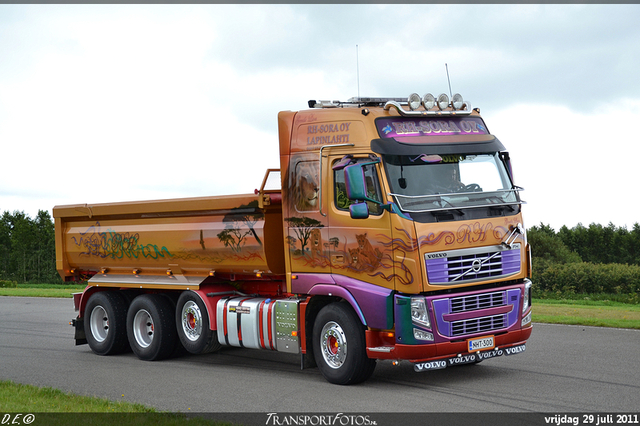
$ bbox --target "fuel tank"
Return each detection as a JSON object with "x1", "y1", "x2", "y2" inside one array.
[{"x1": 216, "y1": 296, "x2": 300, "y2": 353}]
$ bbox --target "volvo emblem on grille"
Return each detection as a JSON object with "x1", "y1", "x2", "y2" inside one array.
[
  {"x1": 471, "y1": 259, "x2": 483, "y2": 272},
  {"x1": 426, "y1": 252, "x2": 447, "y2": 259}
]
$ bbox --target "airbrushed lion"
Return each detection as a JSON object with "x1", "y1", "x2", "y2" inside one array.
[
  {"x1": 310, "y1": 228, "x2": 323, "y2": 258},
  {"x1": 293, "y1": 161, "x2": 319, "y2": 212}
]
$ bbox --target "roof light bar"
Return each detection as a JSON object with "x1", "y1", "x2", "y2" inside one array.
[
  {"x1": 310, "y1": 97, "x2": 408, "y2": 109},
  {"x1": 310, "y1": 92, "x2": 473, "y2": 116}
]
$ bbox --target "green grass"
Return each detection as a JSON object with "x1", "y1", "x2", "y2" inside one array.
[
  {"x1": 0, "y1": 283, "x2": 85, "y2": 298},
  {"x1": 532, "y1": 299, "x2": 640, "y2": 329},
  {"x1": 0, "y1": 380, "x2": 152, "y2": 412},
  {"x1": 0, "y1": 380, "x2": 232, "y2": 425}
]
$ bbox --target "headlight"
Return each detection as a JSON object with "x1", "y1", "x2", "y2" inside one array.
[
  {"x1": 411, "y1": 297, "x2": 431, "y2": 329},
  {"x1": 422, "y1": 93, "x2": 436, "y2": 110},
  {"x1": 522, "y1": 280, "x2": 532, "y2": 314},
  {"x1": 437, "y1": 93, "x2": 450, "y2": 110},
  {"x1": 408, "y1": 93, "x2": 421, "y2": 110},
  {"x1": 451, "y1": 93, "x2": 464, "y2": 110}
]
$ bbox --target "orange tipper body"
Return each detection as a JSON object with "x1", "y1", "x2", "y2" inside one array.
[{"x1": 55, "y1": 93, "x2": 532, "y2": 385}]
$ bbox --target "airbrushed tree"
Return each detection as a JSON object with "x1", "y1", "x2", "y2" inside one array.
[
  {"x1": 284, "y1": 216, "x2": 324, "y2": 255},
  {"x1": 216, "y1": 201, "x2": 264, "y2": 252}
]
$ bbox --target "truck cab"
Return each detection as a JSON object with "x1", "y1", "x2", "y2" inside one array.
[{"x1": 279, "y1": 94, "x2": 531, "y2": 381}]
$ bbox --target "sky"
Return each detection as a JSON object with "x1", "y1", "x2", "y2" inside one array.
[{"x1": 1, "y1": 4, "x2": 639, "y2": 232}]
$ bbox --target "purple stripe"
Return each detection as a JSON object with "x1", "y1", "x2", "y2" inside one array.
[
  {"x1": 426, "y1": 258, "x2": 449, "y2": 283},
  {"x1": 291, "y1": 273, "x2": 393, "y2": 330},
  {"x1": 502, "y1": 250, "x2": 521, "y2": 275}
]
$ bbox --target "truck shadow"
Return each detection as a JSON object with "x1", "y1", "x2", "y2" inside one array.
[{"x1": 170, "y1": 345, "x2": 517, "y2": 387}]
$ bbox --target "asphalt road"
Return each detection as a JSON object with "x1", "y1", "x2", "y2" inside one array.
[{"x1": 1, "y1": 296, "x2": 639, "y2": 415}]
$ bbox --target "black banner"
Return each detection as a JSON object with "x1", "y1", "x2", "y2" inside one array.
[{"x1": 3, "y1": 412, "x2": 638, "y2": 426}]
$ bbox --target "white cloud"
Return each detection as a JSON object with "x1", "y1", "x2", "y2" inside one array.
[
  {"x1": 0, "y1": 3, "x2": 639, "y2": 232},
  {"x1": 489, "y1": 100, "x2": 640, "y2": 230}
]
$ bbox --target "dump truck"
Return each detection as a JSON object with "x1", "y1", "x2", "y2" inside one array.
[{"x1": 54, "y1": 92, "x2": 532, "y2": 385}]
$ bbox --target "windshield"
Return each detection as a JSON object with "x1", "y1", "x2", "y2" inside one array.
[{"x1": 383, "y1": 153, "x2": 522, "y2": 216}]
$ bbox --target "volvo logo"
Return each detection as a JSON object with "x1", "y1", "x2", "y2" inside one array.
[
  {"x1": 426, "y1": 252, "x2": 447, "y2": 259},
  {"x1": 471, "y1": 259, "x2": 483, "y2": 273}
]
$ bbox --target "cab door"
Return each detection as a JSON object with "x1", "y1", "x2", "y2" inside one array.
[
  {"x1": 326, "y1": 155, "x2": 394, "y2": 291},
  {"x1": 284, "y1": 155, "x2": 331, "y2": 276}
]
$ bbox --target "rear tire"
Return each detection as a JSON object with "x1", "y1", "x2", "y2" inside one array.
[
  {"x1": 175, "y1": 291, "x2": 221, "y2": 354},
  {"x1": 84, "y1": 291, "x2": 130, "y2": 355},
  {"x1": 312, "y1": 302, "x2": 376, "y2": 385},
  {"x1": 127, "y1": 294, "x2": 177, "y2": 361}
]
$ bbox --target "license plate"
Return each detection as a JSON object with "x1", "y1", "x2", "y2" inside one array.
[{"x1": 468, "y1": 336, "x2": 494, "y2": 353}]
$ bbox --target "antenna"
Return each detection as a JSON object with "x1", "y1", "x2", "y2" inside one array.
[
  {"x1": 356, "y1": 45, "x2": 360, "y2": 98},
  {"x1": 445, "y1": 63, "x2": 453, "y2": 98}
]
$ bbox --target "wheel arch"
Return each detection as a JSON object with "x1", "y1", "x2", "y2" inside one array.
[{"x1": 307, "y1": 284, "x2": 367, "y2": 326}]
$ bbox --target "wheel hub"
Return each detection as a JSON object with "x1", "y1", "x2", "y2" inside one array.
[
  {"x1": 89, "y1": 305, "x2": 109, "y2": 343},
  {"x1": 132, "y1": 309, "x2": 154, "y2": 348},
  {"x1": 181, "y1": 301, "x2": 202, "y2": 342},
  {"x1": 320, "y1": 321, "x2": 347, "y2": 369}
]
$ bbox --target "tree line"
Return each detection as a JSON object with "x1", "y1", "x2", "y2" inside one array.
[
  {"x1": 0, "y1": 210, "x2": 60, "y2": 284},
  {"x1": 1, "y1": 208, "x2": 639, "y2": 299},
  {"x1": 528, "y1": 222, "x2": 640, "y2": 302},
  {"x1": 530, "y1": 222, "x2": 640, "y2": 266}
]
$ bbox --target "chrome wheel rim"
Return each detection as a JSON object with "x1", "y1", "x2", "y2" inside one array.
[
  {"x1": 320, "y1": 321, "x2": 347, "y2": 369},
  {"x1": 132, "y1": 309, "x2": 154, "y2": 348},
  {"x1": 89, "y1": 305, "x2": 109, "y2": 343},
  {"x1": 181, "y1": 300, "x2": 202, "y2": 342}
]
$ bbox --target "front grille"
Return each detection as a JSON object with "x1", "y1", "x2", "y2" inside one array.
[
  {"x1": 431, "y1": 288, "x2": 521, "y2": 338},
  {"x1": 451, "y1": 292, "x2": 506, "y2": 313},
  {"x1": 425, "y1": 245, "x2": 520, "y2": 285},
  {"x1": 451, "y1": 314, "x2": 507, "y2": 337}
]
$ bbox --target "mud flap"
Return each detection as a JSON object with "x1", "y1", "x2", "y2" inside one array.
[{"x1": 71, "y1": 316, "x2": 87, "y2": 346}]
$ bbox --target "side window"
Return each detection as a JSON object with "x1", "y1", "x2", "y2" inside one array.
[
  {"x1": 294, "y1": 161, "x2": 319, "y2": 213},
  {"x1": 334, "y1": 159, "x2": 383, "y2": 215}
]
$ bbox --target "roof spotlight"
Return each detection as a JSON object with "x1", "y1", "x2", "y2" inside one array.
[
  {"x1": 408, "y1": 93, "x2": 421, "y2": 110},
  {"x1": 422, "y1": 93, "x2": 436, "y2": 110},
  {"x1": 437, "y1": 93, "x2": 450, "y2": 110},
  {"x1": 452, "y1": 93, "x2": 464, "y2": 110}
]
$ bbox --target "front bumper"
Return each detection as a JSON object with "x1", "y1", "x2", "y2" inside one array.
[{"x1": 366, "y1": 326, "x2": 531, "y2": 362}]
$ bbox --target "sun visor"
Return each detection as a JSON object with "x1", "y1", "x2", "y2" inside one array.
[{"x1": 371, "y1": 135, "x2": 506, "y2": 156}]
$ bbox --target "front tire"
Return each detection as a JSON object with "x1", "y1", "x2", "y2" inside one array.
[
  {"x1": 312, "y1": 302, "x2": 376, "y2": 385},
  {"x1": 175, "y1": 291, "x2": 221, "y2": 354},
  {"x1": 84, "y1": 291, "x2": 130, "y2": 355},
  {"x1": 127, "y1": 294, "x2": 177, "y2": 361}
]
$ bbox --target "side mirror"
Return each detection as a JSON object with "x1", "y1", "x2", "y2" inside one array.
[
  {"x1": 344, "y1": 163, "x2": 379, "y2": 204},
  {"x1": 349, "y1": 202, "x2": 369, "y2": 219}
]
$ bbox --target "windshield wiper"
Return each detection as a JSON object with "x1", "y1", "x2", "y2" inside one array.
[
  {"x1": 431, "y1": 207, "x2": 465, "y2": 220},
  {"x1": 484, "y1": 195, "x2": 516, "y2": 212}
]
